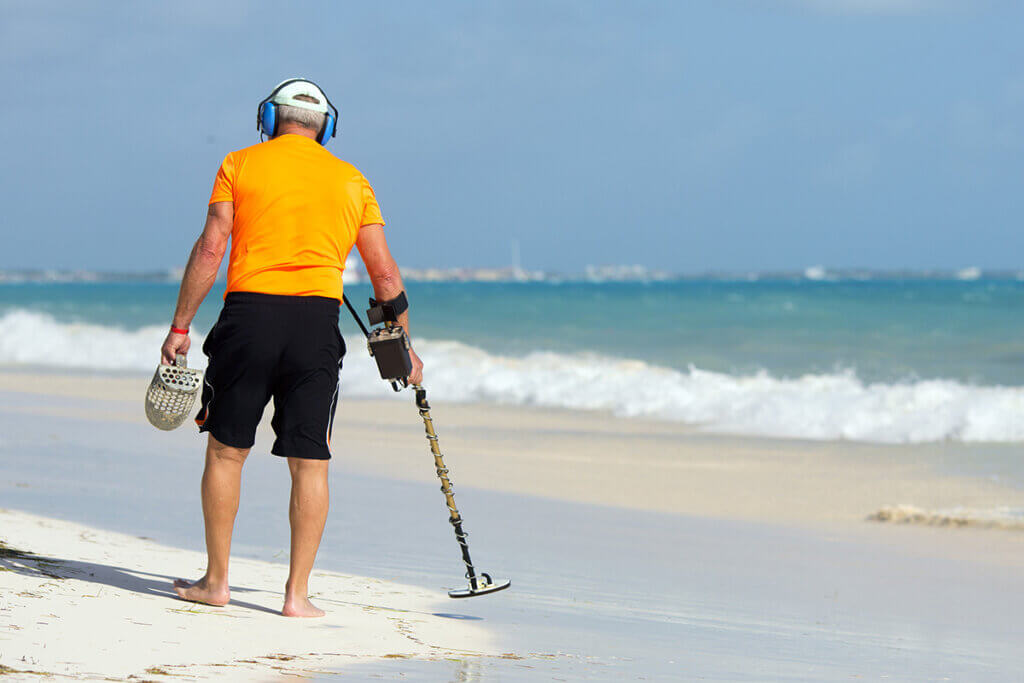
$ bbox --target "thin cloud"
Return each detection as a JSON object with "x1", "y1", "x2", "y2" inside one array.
[{"x1": 791, "y1": 0, "x2": 958, "y2": 15}]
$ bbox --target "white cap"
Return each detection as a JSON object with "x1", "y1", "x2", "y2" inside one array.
[{"x1": 269, "y1": 79, "x2": 329, "y2": 114}]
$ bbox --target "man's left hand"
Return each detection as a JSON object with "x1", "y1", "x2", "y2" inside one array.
[{"x1": 408, "y1": 348, "x2": 424, "y2": 386}]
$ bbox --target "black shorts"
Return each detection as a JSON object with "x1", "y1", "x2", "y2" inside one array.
[{"x1": 195, "y1": 292, "x2": 346, "y2": 460}]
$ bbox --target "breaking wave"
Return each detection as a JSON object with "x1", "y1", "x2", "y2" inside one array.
[{"x1": 4, "y1": 309, "x2": 1024, "y2": 444}]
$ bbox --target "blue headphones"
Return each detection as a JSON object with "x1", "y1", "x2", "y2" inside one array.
[{"x1": 257, "y1": 78, "x2": 338, "y2": 145}]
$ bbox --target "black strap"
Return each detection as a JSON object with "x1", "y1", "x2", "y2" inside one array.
[
  {"x1": 367, "y1": 291, "x2": 409, "y2": 326},
  {"x1": 342, "y1": 295, "x2": 370, "y2": 338},
  {"x1": 415, "y1": 387, "x2": 429, "y2": 410}
]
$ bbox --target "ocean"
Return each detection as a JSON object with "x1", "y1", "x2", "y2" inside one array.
[
  {"x1": 3, "y1": 278, "x2": 1024, "y2": 444},
  {"x1": 4, "y1": 278, "x2": 1024, "y2": 679}
]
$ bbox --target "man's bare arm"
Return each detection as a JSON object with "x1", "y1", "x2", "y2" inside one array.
[
  {"x1": 356, "y1": 223, "x2": 423, "y2": 384},
  {"x1": 160, "y1": 202, "x2": 233, "y2": 364}
]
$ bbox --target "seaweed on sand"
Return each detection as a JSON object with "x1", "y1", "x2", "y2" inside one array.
[{"x1": 0, "y1": 539, "x2": 66, "y2": 580}]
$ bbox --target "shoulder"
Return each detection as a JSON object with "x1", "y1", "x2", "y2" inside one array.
[
  {"x1": 224, "y1": 140, "x2": 266, "y2": 162},
  {"x1": 320, "y1": 152, "x2": 365, "y2": 180},
  {"x1": 217, "y1": 140, "x2": 288, "y2": 174},
  {"x1": 215, "y1": 143, "x2": 256, "y2": 171}
]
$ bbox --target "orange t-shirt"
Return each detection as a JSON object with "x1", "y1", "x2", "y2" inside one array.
[{"x1": 208, "y1": 134, "x2": 384, "y2": 301}]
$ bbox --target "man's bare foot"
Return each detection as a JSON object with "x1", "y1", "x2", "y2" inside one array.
[
  {"x1": 282, "y1": 595, "x2": 325, "y2": 618},
  {"x1": 173, "y1": 576, "x2": 230, "y2": 607}
]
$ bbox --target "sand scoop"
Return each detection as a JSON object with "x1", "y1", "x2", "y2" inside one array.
[{"x1": 145, "y1": 354, "x2": 203, "y2": 430}]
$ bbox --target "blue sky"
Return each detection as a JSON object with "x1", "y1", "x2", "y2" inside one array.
[{"x1": 1, "y1": 0, "x2": 1022, "y2": 273}]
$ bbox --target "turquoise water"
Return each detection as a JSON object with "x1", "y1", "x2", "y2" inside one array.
[
  {"x1": 4, "y1": 279, "x2": 1024, "y2": 384},
  {"x1": 5, "y1": 279, "x2": 1024, "y2": 443}
]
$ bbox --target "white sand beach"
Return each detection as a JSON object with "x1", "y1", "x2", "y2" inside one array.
[
  {"x1": 1, "y1": 508, "x2": 493, "y2": 680},
  {"x1": 4, "y1": 370, "x2": 1024, "y2": 680}
]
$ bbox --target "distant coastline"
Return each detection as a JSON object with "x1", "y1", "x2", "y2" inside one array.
[{"x1": 0, "y1": 264, "x2": 1018, "y2": 284}]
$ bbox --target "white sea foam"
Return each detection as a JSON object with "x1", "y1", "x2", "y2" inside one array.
[
  {"x1": 4, "y1": 309, "x2": 1024, "y2": 444},
  {"x1": 0, "y1": 310, "x2": 204, "y2": 372}
]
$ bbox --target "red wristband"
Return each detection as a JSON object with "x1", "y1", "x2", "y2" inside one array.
[{"x1": 170, "y1": 325, "x2": 189, "y2": 335}]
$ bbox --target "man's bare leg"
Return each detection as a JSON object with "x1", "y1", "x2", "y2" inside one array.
[
  {"x1": 282, "y1": 457, "x2": 329, "y2": 617},
  {"x1": 174, "y1": 435, "x2": 249, "y2": 606}
]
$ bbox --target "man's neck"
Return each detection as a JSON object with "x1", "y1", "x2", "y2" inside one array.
[{"x1": 274, "y1": 124, "x2": 318, "y2": 141}]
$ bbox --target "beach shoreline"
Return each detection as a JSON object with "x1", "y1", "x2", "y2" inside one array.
[
  {"x1": 4, "y1": 370, "x2": 1024, "y2": 680},
  {"x1": 4, "y1": 369, "x2": 1023, "y2": 528}
]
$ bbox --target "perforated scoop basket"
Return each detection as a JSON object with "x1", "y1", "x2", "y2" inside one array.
[{"x1": 145, "y1": 354, "x2": 203, "y2": 431}]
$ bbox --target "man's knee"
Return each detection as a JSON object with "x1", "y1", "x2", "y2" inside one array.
[
  {"x1": 206, "y1": 434, "x2": 249, "y2": 465},
  {"x1": 287, "y1": 456, "x2": 329, "y2": 478}
]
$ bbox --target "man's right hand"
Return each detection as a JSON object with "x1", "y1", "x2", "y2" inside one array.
[
  {"x1": 161, "y1": 330, "x2": 191, "y2": 365},
  {"x1": 408, "y1": 348, "x2": 424, "y2": 386}
]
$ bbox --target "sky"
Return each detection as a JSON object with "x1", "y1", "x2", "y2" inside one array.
[{"x1": 1, "y1": 0, "x2": 1022, "y2": 274}]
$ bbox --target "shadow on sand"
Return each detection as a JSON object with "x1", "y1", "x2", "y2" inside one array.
[
  {"x1": 1, "y1": 541, "x2": 483, "y2": 621},
  {"x1": 0, "y1": 541, "x2": 280, "y2": 615}
]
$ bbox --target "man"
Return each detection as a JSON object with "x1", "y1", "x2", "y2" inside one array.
[{"x1": 160, "y1": 78, "x2": 423, "y2": 618}]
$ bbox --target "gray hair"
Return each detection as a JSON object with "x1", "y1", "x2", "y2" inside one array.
[{"x1": 276, "y1": 103, "x2": 326, "y2": 132}]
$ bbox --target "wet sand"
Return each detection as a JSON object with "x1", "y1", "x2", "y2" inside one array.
[{"x1": 2, "y1": 370, "x2": 1024, "y2": 680}]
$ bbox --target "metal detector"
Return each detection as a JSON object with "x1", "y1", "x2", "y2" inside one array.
[{"x1": 342, "y1": 293, "x2": 511, "y2": 598}]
